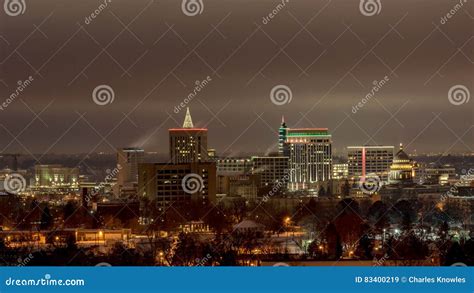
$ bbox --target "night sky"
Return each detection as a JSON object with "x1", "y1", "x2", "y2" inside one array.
[{"x1": 0, "y1": 0, "x2": 472, "y2": 156}]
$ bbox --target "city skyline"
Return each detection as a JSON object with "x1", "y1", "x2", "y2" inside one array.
[{"x1": 0, "y1": 0, "x2": 472, "y2": 272}]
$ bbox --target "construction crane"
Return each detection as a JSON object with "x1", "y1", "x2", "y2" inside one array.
[{"x1": 0, "y1": 154, "x2": 20, "y2": 171}]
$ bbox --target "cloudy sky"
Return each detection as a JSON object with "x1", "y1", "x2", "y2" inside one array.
[{"x1": 0, "y1": 0, "x2": 472, "y2": 157}]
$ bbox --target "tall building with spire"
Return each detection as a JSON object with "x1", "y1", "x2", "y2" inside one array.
[
  {"x1": 169, "y1": 108, "x2": 208, "y2": 163},
  {"x1": 278, "y1": 116, "x2": 289, "y2": 157}
]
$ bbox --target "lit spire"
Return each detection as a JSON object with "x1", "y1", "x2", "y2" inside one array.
[
  {"x1": 182, "y1": 107, "x2": 194, "y2": 128},
  {"x1": 399, "y1": 143, "x2": 403, "y2": 150},
  {"x1": 280, "y1": 115, "x2": 287, "y2": 128}
]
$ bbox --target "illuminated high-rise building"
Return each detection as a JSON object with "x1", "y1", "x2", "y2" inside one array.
[
  {"x1": 117, "y1": 147, "x2": 144, "y2": 185},
  {"x1": 216, "y1": 158, "x2": 252, "y2": 175},
  {"x1": 138, "y1": 162, "x2": 216, "y2": 205},
  {"x1": 169, "y1": 108, "x2": 208, "y2": 163},
  {"x1": 278, "y1": 116, "x2": 289, "y2": 157},
  {"x1": 251, "y1": 156, "x2": 289, "y2": 187},
  {"x1": 286, "y1": 128, "x2": 332, "y2": 191},
  {"x1": 347, "y1": 146, "x2": 394, "y2": 183}
]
